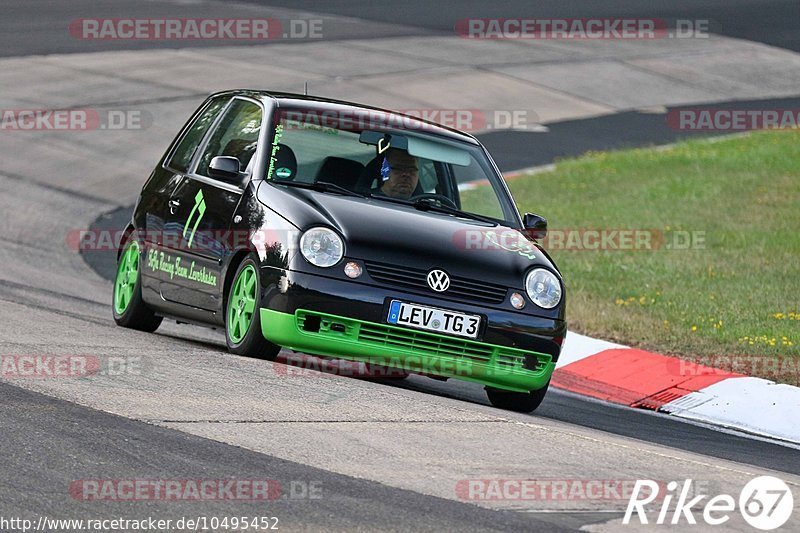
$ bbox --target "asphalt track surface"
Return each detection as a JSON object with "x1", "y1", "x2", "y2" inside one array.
[
  {"x1": 2, "y1": 1, "x2": 800, "y2": 531},
  {"x1": 0, "y1": 381, "x2": 579, "y2": 531},
  {"x1": 244, "y1": 0, "x2": 800, "y2": 53},
  {"x1": 3, "y1": 0, "x2": 799, "y2": 57}
]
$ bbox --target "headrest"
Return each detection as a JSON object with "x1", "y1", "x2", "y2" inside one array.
[{"x1": 315, "y1": 157, "x2": 365, "y2": 190}]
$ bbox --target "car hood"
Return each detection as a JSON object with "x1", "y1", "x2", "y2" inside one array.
[{"x1": 257, "y1": 182, "x2": 559, "y2": 288}]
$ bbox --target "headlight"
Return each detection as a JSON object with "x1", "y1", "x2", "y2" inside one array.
[
  {"x1": 525, "y1": 268, "x2": 562, "y2": 309},
  {"x1": 300, "y1": 227, "x2": 344, "y2": 268}
]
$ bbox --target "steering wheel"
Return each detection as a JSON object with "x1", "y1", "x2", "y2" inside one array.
[{"x1": 409, "y1": 193, "x2": 458, "y2": 209}]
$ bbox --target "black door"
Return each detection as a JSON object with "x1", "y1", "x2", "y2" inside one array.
[
  {"x1": 138, "y1": 96, "x2": 229, "y2": 306},
  {"x1": 159, "y1": 98, "x2": 264, "y2": 312}
]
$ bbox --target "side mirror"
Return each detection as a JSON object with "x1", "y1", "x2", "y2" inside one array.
[
  {"x1": 208, "y1": 156, "x2": 243, "y2": 184},
  {"x1": 523, "y1": 213, "x2": 547, "y2": 240}
]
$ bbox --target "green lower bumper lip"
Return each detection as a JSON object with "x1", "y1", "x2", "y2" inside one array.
[{"x1": 260, "y1": 309, "x2": 554, "y2": 393}]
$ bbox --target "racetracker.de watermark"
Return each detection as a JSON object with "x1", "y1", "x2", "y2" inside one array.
[
  {"x1": 667, "y1": 108, "x2": 800, "y2": 131},
  {"x1": 666, "y1": 356, "x2": 800, "y2": 385},
  {"x1": 274, "y1": 354, "x2": 538, "y2": 380},
  {"x1": 0, "y1": 355, "x2": 146, "y2": 379},
  {"x1": 67, "y1": 228, "x2": 300, "y2": 253},
  {"x1": 455, "y1": 18, "x2": 710, "y2": 39},
  {"x1": 275, "y1": 356, "x2": 410, "y2": 379},
  {"x1": 68, "y1": 18, "x2": 323, "y2": 40},
  {"x1": 455, "y1": 479, "x2": 667, "y2": 502},
  {"x1": 0, "y1": 109, "x2": 151, "y2": 131},
  {"x1": 69, "y1": 479, "x2": 322, "y2": 501},
  {"x1": 279, "y1": 108, "x2": 539, "y2": 132},
  {"x1": 452, "y1": 228, "x2": 706, "y2": 253},
  {"x1": 1, "y1": 356, "x2": 97, "y2": 378}
]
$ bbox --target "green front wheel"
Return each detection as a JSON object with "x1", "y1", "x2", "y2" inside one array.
[{"x1": 225, "y1": 256, "x2": 280, "y2": 359}]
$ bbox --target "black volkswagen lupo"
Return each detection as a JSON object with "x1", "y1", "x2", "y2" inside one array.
[{"x1": 113, "y1": 90, "x2": 566, "y2": 412}]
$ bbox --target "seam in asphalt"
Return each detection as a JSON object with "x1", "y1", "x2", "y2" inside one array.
[
  {"x1": 0, "y1": 235, "x2": 60, "y2": 254},
  {"x1": 32, "y1": 55, "x2": 214, "y2": 100},
  {"x1": 0, "y1": 278, "x2": 107, "y2": 308},
  {"x1": 177, "y1": 46, "x2": 444, "y2": 81},
  {"x1": 474, "y1": 64, "x2": 617, "y2": 111},
  {"x1": 155, "y1": 419, "x2": 508, "y2": 424},
  {"x1": 65, "y1": 93, "x2": 209, "y2": 111},
  {"x1": 0, "y1": 295, "x2": 111, "y2": 328},
  {"x1": 0, "y1": 169, "x2": 123, "y2": 207}
]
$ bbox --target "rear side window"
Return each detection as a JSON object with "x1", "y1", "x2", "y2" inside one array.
[
  {"x1": 196, "y1": 99, "x2": 263, "y2": 177},
  {"x1": 167, "y1": 98, "x2": 228, "y2": 173}
]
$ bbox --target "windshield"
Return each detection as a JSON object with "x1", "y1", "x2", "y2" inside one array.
[{"x1": 265, "y1": 106, "x2": 520, "y2": 226}]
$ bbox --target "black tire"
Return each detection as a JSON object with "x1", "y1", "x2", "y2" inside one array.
[
  {"x1": 486, "y1": 381, "x2": 550, "y2": 413},
  {"x1": 225, "y1": 255, "x2": 281, "y2": 360},
  {"x1": 112, "y1": 236, "x2": 162, "y2": 332}
]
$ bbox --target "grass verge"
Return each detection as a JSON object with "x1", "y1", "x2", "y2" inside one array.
[{"x1": 479, "y1": 130, "x2": 799, "y2": 384}]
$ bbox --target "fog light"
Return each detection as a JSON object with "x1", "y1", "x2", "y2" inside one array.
[
  {"x1": 510, "y1": 292, "x2": 525, "y2": 310},
  {"x1": 344, "y1": 261, "x2": 362, "y2": 279}
]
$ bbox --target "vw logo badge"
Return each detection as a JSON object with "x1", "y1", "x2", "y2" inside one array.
[{"x1": 427, "y1": 269, "x2": 450, "y2": 292}]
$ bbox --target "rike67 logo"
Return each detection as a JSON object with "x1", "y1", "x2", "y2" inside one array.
[{"x1": 624, "y1": 476, "x2": 794, "y2": 530}]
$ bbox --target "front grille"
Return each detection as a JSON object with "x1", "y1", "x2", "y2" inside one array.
[
  {"x1": 363, "y1": 260, "x2": 508, "y2": 304},
  {"x1": 357, "y1": 321, "x2": 551, "y2": 373},
  {"x1": 294, "y1": 310, "x2": 552, "y2": 375},
  {"x1": 358, "y1": 322, "x2": 493, "y2": 363}
]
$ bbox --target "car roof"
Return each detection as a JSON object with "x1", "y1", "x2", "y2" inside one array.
[{"x1": 207, "y1": 89, "x2": 481, "y2": 145}]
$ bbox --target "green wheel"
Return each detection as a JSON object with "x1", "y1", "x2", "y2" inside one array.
[
  {"x1": 227, "y1": 263, "x2": 257, "y2": 343},
  {"x1": 112, "y1": 236, "x2": 162, "y2": 332},
  {"x1": 225, "y1": 255, "x2": 280, "y2": 359}
]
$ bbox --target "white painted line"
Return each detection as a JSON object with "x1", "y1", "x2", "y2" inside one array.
[{"x1": 663, "y1": 377, "x2": 800, "y2": 445}]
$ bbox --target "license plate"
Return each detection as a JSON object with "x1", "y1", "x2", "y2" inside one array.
[{"x1": 387, "y1": 300, "x2": 481, "y2": 339}]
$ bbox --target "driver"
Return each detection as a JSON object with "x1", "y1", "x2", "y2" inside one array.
[{"x1": 378, "y1": 148, "x2": 419, "y2": 199}]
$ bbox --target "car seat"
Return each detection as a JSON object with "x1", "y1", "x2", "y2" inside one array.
[{"x1": 314, "y1": 157, "x2": 365, "y2": 190}]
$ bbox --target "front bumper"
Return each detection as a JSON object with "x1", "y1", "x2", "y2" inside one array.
[
  {"x1": 258, "y1": 269, "x2": 562, "y2": 392},
  {"x1": 261, "y1": 309, "x2": 554, "y2": 392}
]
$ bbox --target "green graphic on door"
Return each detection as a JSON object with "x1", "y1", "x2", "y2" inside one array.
[{"x1": 183, "y1": 189, "x2": 206, "y2": 248}]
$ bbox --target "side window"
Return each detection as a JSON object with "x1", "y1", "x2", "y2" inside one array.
[
  {"x1": 167, "y1": 98, "x2": 228, "y2": 173},
  {"x1": 196, "y1": 99, "x2": 263, "y2": 177}
]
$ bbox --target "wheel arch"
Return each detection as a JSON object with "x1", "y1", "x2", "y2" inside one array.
[
  {"x1": 117, "y1": 224, "x2": 136, "y2": 262},
  {"x1": 222, "y1": 249, "x2": 253, "y2": 312}
]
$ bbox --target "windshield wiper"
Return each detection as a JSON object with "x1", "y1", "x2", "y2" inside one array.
[
  {"x1": 413, "y1": 198, "x2": 498, "y2": 225},
  {"x1": 365, "y1": 194, "x2": 415, "y2": 206},
  {"x1": 368, "y1": 194, "x2": 498, "y2": 225},
  {"x1": 273, "y1": 180, "x2": 365, "y2": 198}
]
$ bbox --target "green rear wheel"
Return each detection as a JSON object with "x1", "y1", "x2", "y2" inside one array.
[{"x1": 112, "y1": 236, "x2": 162, "y2": 332}]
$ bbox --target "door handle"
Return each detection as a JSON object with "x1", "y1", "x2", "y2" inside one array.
[{"x1": 168, "y1": 199, "x2": 181, "y2": 214}]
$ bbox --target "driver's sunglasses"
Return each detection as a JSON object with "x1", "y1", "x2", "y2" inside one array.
[{"x1": 389, "y1": 165, "x2": 418, "y2": 174}]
